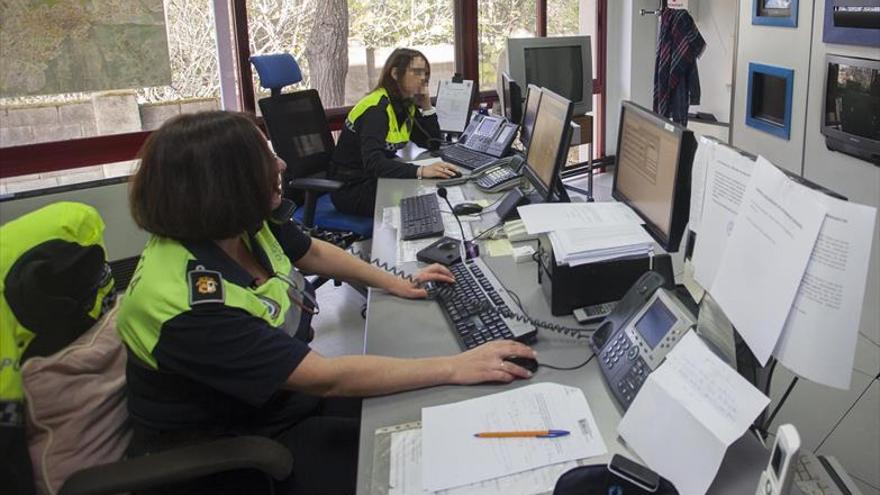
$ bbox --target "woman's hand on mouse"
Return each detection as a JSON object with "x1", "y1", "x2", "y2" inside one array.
[
  {"x1": 387, "y1": 263, "x2": 455, "y2": 299},
  {"x1": 420, "y1": 161, "x2": 459, "y2": 179},
  {"x1": 446, "y1": 341, "x2": 537, "y2": 384}
]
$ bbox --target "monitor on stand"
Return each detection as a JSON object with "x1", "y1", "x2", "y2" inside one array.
[
  {"x1": 612, "y1": 101, "x2": 697, "y2": 253},
  {"x1": 499, "y1": 72, "x2": 523, "y2": 124},
  {"x1": 522, "y1": 88, "x2": 575, "y2": 203},
  {"x1": 519, "y1": 84, "x2": 542, "y2": 149}
]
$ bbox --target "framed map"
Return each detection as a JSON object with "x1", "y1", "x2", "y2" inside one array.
[{"x1": 0, "y1": 0, "x2": 171, "y2": 97}]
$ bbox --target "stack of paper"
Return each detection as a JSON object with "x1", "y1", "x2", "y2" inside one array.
[
  {"x1": 548, "y1": 224, "x2": 655, "y2": 265},
  {"x1": 516, "y1": 202, "x2": 653, "y2": 265},
  {"x1": 420, "y1": 383, "x2": 606, "y2": 493}
]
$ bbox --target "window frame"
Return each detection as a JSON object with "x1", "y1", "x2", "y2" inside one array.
[{"x1": 0, "y1": 0, "x2": 607, "y2": 179}]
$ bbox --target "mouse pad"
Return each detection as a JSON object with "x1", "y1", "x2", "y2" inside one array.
[{"x1": 416, "y1": 236, "x2": 462, "y2": 265}]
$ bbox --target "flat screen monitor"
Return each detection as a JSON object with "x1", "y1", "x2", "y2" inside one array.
[
  {"x1": 520, "y1": 84, "x2": 542, "y2": 148},
  {"x1": 507, "y1": 36, "x2": 592, "y2": 115},
  {"x1": 820, "y1": 54, "x2": 880, "y2": 163},
  {"x1": 523, "y1": 89, "x2": 574, "y2": 201},
  {"x1": 612, "y1": 101, "x2": 696, "y2": 252},
  {"x1": 499, "y1": 72, "x2": 523, "y2": 124}
]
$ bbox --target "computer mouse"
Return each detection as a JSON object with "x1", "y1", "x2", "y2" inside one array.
[
  {"x1": 503, "y1": 356, "x2": 539, "y2": 374},
  {"x1": 447, "y1": 168, "x2": 463, "y2": 179},
  {"x1": 453, "y1": 202, "x2": 484, "y2": 216}
]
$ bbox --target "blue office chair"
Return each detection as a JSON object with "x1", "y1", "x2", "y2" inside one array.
[{"x1": 250, "y1": 53, "x2": 372, "y2": 239}]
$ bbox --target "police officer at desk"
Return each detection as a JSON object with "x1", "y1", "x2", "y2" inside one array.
[{"x1": 117, "y1": 111, "x2": 536, "y2": 494}]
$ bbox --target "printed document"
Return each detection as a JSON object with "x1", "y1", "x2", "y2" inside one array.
[
  {"x1": 773, "y1": 193, "x2": 877, "y2": 389},
  {"x1": 421, "y1": 383, "x2": 606, "y2": 492},
  {"x1": 517, "y1": 202, "x2": 643, "y2": 234},
  {"x1": 688, "y1": 136, "x2": 716, "y2": 234},
  {"x1": 618, "y1": 332, "x2": 770, "y2": 495},
  {"x1": 710, "y1": 157, "x2": 827, "y2": 365},
  {"x1": 389, "y1": 429, "x2": 584, "y2": 494},
  {"x1": 692, "y1": 145, "x2": 755, "y2": 289},
  {"x1": 436, "y1": 80, "x2": 474, "y2": 133}
]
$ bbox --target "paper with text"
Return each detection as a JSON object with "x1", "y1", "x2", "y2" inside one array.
[
  {"x1": 773, "y1": 193, "x2": 877, "y2": 389},
  {"x1": 618, "y1": 332, "x2": 769, "y2": 495},
  {"x1": 710, "y1": 157, "x2": 827, "y2": 365},
  {"x1": 692, "y1": 145, "x2": 755, "y2": 289},
  {"x1": 421, "y1": 383, "x2": 606, "y2": 492},
  {"x1": 389, "y1": 431, "x2": 584, "y2": 494},
  {"x1": 688, "y1": 136, "x2": 716, "y2": 235},
  {"x1": 436, "y1": 80, "x2": 474, "y2": 133},
  {"x1": 517, "y1": 202, "x2": 643, "y2": 234}
]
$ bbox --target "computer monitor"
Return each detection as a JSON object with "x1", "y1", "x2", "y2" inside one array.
[
  {"x1": 499, "y1": 72, "x2": 523, "y2": 124},
  {"x1": 507, "y1": 36, "x2": 592, "y2": 115},
  {"x1": 612, "y1": 101, "x2": 696, "y2": 252},
  {"x1": 820, "y1": 54, "x2": 880, "y2": 163},
  {"x1": 523, "y1": 88, "x2": 574, "y2": 201},
  {"x1": 519, "y1": 84, "x2": 542, "y2": 148}
]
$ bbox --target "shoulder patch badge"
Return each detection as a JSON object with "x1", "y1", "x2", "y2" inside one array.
[
  {"x1": 256, "y1": 295, "x2": 281, "y2": 318},
  {"x1": 188, "y1": 266, "x2": 224, "y2": 305}
]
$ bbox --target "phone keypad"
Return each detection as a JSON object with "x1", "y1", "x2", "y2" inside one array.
[
  {"x1": 475, "y1": 167, "x2": 519, "y2": 189},
  {"x1": 618, "y1": 359, "x2": 648, "y2": 404},
  {"x1": 601, "y1": 334, "x2": 632, "y2": 369}
]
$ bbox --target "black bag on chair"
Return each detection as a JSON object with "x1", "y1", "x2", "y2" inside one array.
[{"x1": 553, "y1": 464, "x2": 679, "y2": 495}]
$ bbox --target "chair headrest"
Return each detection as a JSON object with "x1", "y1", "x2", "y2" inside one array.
[{"x1": 250, "y1": 53, "x2": 303, "y2": 91}]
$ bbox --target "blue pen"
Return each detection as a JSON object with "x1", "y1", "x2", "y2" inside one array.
[{"x1": 474, "y1": 429, "x2": 570, "y2": 438}]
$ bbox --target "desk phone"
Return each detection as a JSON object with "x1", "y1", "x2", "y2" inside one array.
[
  {"x1": 460, "y1": 114, "x2": 518, "y2": 157},
  {"x1": 472, "y1": 155, "x2": 525, "y2": 193},
  {"x1": 591, "y1": 271, "x2": 696, "y2": 410}
]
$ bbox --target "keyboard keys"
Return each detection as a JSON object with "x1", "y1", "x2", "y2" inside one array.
[{"x1": 400, "y1": 194, "x2": 445, "y2": 240}]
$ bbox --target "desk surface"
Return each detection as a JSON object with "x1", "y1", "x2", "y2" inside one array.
[{"x1": 356, "y1": 177, "x2": 768, "y2": 495}]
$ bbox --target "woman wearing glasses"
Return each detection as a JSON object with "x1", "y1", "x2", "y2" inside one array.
[
  {"x1": 329, "y1": 47, "x2": 459, "y2": 217},
  {"x1": 117, "y1": 111, "x2": 534, "y2": 495}
]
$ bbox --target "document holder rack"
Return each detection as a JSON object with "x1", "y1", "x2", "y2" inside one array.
[{"x1": 537, "y1": 243, "x2": 674, "y2": 316}]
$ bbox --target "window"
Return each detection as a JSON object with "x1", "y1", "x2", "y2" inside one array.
[
  {"x1": 0, "y1": 0, "x2": 221, "y2": 193},
  {"x1": 478, "y1": 1, "x2": 537, "y2": 91},
  {"x1": 247, "y1": 1, "x2": 455, "y2": 110}
]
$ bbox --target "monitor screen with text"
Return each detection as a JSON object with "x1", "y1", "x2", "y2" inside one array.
[{"x1": 615, "y1": 106, "x2": 683, "y2": 240}]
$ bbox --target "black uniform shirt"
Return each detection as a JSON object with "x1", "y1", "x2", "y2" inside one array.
[{"x1": 126, "y1": 221, "x2": 319, "y2": 445}]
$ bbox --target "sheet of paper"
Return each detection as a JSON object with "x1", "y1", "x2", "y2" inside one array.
[
  {"x1": 688, "y1": 136, "x2": 716, "y2": 235},
  {"x1": 390, "y1": 432, "x2": 586, "y2": 494},
  {"x1": 692, "y1": 145, "x2": 755, "y2": 289},
  {"x1": 547, "y1": 224, "x2": 654, "y2": 266},
  {"x1": 436, "y1": 80, "x2": 474, "y2": 133},
  {"x1": 710, "y1": 157, "x2": 827, "y2": 365},
  {"x1": 517, "y1": 202, "x2": 643, "y2": 234},
  {"x1": 618, "y1": 333, "x2": 770, "y2": 495},
  {"x1": 486, "y1": 239, "x2": 514, "y2": 257},
  {"x1": 421, "y1": 383, "x2": 606, "y2": 492},
  {"x1": 773, "y1": 193, "x2": 877, "y2": 389}
]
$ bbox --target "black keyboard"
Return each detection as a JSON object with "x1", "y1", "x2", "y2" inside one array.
[
  {"x1": 440, "y1": 145, "x2": 497, "y2": 170},
  {"x1": 400, "y1": 193, "x2": 445, "y2": 240},
  {"x1": 433, "y1": 258, "x2": 537, "y2": 350}
]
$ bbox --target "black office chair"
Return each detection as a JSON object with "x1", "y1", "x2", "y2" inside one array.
[{"x1": 250, "y1": 53, "x2": 373, "y2": 240}]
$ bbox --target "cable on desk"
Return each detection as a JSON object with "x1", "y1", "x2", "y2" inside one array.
[
  {"x1": 501, "y1": 288, "x2": 594, "y2": 340},
  {"x1": 538, "y1": 352, "x2": 595, "y2": 371}
]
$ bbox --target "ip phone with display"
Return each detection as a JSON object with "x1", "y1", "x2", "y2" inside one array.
[
  {"x1": 590, "y1": 271, "x2": 696, "y2": 410},
  {"x1": 459, "y1": 114, "x2": 519, "y2": 157}
]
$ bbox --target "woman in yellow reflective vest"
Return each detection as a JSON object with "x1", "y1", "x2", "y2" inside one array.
[
  {"x1": 118, "y1": 111, "x2": 535, "y2": 494},
  {"x1": 329, "y1": 48, "x2": 459, "y2": 217}
]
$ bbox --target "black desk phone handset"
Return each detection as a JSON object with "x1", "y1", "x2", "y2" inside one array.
[
  {"x1": 590, "y1": 271, "x2": 696, "y2": 410},
  {"x1": 460, "y1": 114, "x2": 519, "y2": 158}
]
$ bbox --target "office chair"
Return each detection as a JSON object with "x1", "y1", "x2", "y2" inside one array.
[{"x1": 250, "y1": 53, "x2": 373, "y2": 240}]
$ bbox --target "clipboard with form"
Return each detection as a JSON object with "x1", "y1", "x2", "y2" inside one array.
[{"x1": 436, "y1": 79, "x2": 474, "y2": 134}]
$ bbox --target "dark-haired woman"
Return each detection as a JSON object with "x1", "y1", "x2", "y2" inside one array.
[
  {"x1": 329, "y1": 47, "x2": 460, "y2": 217},
  {"x1": 117, "y1": 111, "x2": 534, "y2": 495}
]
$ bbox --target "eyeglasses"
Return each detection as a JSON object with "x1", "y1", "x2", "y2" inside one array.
[{"x1": 273, "y1": 271, "x2": 320, "y2": 316}]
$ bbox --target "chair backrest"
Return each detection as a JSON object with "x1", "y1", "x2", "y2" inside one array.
[{"x1": 259, "y1": 89, "x2": 335, "y2": 182}]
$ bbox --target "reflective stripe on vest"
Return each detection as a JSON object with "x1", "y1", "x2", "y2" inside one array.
[
  {"x1": 345, "y1": 87, "x2": 415, "y2": 150},
  {"x1": 117, "y1": 222, "x2": 304, "y2": 370}
]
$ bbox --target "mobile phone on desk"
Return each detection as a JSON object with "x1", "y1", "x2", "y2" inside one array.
[
  {"x1": 573, "y1": 301, "x2": 617, "y2": 324},
  {"x1": 607, "y1": 454, "x2": 660, "y2": 493}
]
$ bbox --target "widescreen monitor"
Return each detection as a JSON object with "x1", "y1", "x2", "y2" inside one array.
[
  {"x1": 612, "y1": 101, "x2": 696, "y2": 252},
  {"x1": 499, "y1": 72, "x2": 523, "y2": 124},
  {"x1": 507, "y1": 36, "x2": 592, "y2": 115},
  {"x1": 523, "y1": 89, "x2": 574, "y2": 201},
  {"x1": 520, "y1": 84, "x2": 542, "y2": 148}
]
